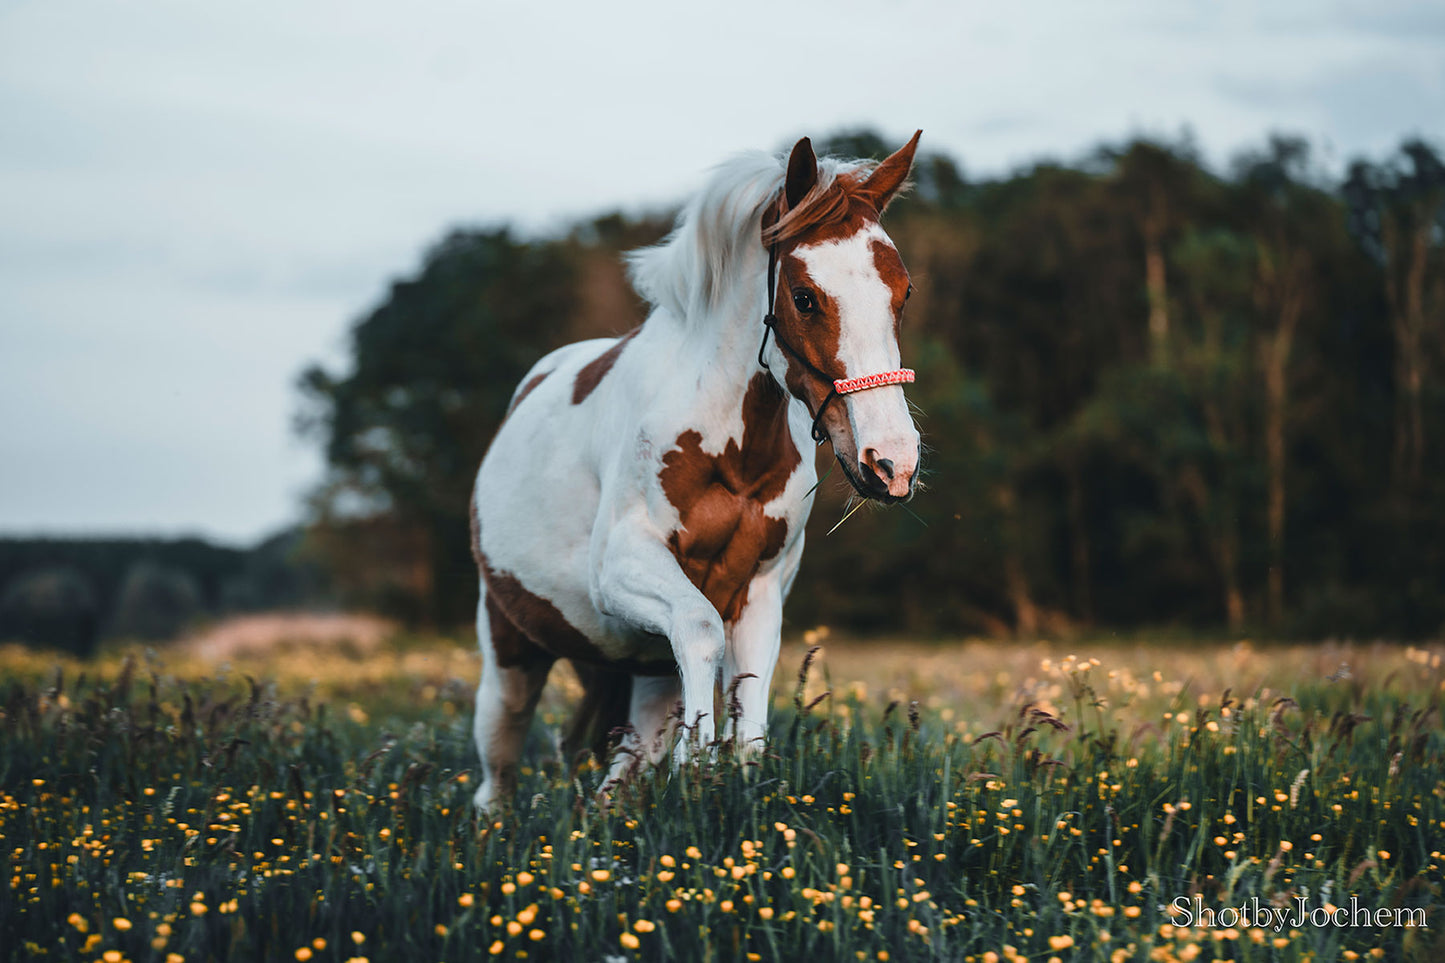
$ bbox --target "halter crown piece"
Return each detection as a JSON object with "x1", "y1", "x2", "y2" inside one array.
[{"x1": 756, "y1": 238, "x2": 916, "y2": 444}]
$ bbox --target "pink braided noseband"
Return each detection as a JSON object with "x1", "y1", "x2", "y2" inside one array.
[{"x1": 833, "y1": 368, "x2": 916, "y2": 395}]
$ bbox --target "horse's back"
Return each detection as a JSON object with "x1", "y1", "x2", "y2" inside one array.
[{"x1": 485, "y1": 333, "x2": 627, "y2": 479}]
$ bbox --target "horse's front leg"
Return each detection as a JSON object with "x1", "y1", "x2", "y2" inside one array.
[
  {"x1": 592, "y1": 524, "x2": 725, "y2": 763},
  {"x1": 723, "y1": 577, "x2": 783, "y2": 758}
]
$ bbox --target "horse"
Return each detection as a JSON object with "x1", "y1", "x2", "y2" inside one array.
[{"x1": 469, "y1": 132, "x2": 924, "y2": 810}]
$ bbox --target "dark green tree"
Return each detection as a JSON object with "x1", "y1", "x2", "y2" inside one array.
[
  {"x1": 0, "y1": 567, "x2": 100, "y2": 656},
  {"x1": 1343, "y1": 139, "x2": 1445, "y2": 488}
]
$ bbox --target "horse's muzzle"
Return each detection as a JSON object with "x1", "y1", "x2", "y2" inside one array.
[{"x1": 838, "y1": 448, "x2": 919, "y2": 504}]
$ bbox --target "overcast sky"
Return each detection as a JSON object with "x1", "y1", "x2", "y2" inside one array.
[{"x1": 1, "y1": 0, "x2": 1441, "y2": 545}]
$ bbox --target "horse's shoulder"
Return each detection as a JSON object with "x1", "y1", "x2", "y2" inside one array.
[
  {"x1": 497, "y1": 335, "x2": 625, "y2": 418},
  {"x1": 529, "y1": 337, "x2": 619, "y2": 380},
  {"x1": 570, "y1": 328, "x2": 643, "y2": 405}
]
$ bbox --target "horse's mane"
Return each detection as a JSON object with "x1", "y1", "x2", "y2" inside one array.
[{"x1": 626, "y1": 150, "x2": 876, "y2": 324}]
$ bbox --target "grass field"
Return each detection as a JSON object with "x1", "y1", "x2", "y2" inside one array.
[{"x1": 2, "y1": 629, "x2": 1442, "y2": 962}]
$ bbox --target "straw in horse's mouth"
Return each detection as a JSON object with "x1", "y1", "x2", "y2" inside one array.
[{"x1": 826, "y1": 496, "x2": 870, "y2": 536}]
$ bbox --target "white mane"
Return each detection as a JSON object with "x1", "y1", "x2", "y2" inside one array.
[{"x1": 626, "y1": 150, "x2": 867, "y2": 325}]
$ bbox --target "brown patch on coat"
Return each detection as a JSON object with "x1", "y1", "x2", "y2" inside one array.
[
  {"x1": 871, "y1": 238, "x2": 912, "y2": 334},
  {"x1": 479, "y1": 550, "x2": 675, "y2": 675},
  {"x1": 484, "y1": 591, "x2": 553, "y2": 669},
  {"x1": 776, "y1": 248, "x2": 845, "y2": 379},
  {"x1": 659, "y1": 374, "x2": 800, "y2": 623},
  {"x1": 572, "y1": 328, "x2": 639, "y2": 404},
  {"x1": 506, "y1": 370, "x2": 550, "y2": 418}
]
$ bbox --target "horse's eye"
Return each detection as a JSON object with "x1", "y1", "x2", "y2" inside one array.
[
  {"x1": 905, "y1": 284, "x2": 913, "y2": 301},
  {"x1": 792, "y1": 290, "x2": 817, "y2": 313}
]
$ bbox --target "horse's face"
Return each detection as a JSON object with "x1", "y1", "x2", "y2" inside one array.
[{"x1": 767, "y1": 133, "x2": 923, "y2": 503}]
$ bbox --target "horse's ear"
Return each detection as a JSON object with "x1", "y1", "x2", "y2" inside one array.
[
  {"x1": 785, "y1": 137, "x2": 818, "y2": 209},
  {"x1": 859, "y1": 130, "x2": 922, "y2": 213}
]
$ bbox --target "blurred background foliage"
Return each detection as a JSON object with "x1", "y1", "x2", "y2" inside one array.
[
  {"x1": 295, "y1": 129, "x2": 1445, "y2": 639},
  {"x1": 0, "y1": 531, "x2": 330, "y2": 656},
  {"x1": 4, "y1": 129, "x2": 1442, "y2": 650}
]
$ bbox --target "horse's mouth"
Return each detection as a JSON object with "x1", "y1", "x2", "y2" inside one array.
[{"x1": 835, "y1": 453, "x2": 914, "y2": 505}]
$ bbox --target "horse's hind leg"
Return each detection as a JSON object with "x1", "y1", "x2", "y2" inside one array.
[
  {"x1": 603, "y1": 674, "x2": 682, "y2": 789},
  {"x1": 473, "y1": 589, "x2": 553, "y2": 812}
]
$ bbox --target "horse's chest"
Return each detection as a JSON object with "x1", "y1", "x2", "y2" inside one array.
[{"x1": 657, "y1": 377, "x2": 802, "y2": 623}]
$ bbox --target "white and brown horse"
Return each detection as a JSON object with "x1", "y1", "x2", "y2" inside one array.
[{"x1": 469, "y1": 133, "x2": 923, "y2": 810}]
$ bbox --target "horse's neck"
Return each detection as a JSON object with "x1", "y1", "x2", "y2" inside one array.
[
  {"x1": 650, "y1": 262, "x2": 802, "y2": 456},
  {"x1": 663, "y1": 262, "x2": 769, "y2": 400}
]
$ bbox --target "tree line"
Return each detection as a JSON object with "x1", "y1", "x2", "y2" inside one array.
[
  {"x1": 0, "y1": 531, "x2": 329, "y2": 655},
  {"x1": 298, "y1": 130, "x2": 1445, "y2": 639}
]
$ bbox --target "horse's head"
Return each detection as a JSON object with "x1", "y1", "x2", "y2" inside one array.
[{"x1": 761, "y1": 132, "x2": 923, "y2": 503}]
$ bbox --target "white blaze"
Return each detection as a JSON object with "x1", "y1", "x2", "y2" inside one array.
[{"x1": 793, "y1": 223, "x2": 920, "y2": 497}]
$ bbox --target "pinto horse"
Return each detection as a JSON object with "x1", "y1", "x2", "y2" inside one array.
[{"x1": 469, "y1": 132, "x2": 924, "y2": 810}]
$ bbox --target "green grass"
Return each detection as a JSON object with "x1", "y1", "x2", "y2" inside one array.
[{"x1": 1, "y1": 639, "x2": 1442, "y2": 962}]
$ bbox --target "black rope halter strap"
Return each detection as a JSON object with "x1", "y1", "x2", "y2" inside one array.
[{"x1": 756, "y1": 242, "x2": 841, "y2": 445}]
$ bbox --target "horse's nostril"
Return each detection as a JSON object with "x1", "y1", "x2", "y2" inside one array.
[
  {"x1": 862, "y1": 448, "x2": 895, "y2": 479},
  {"x1": 859, "y1": 450, "x2": 897, "y2": 494}
]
